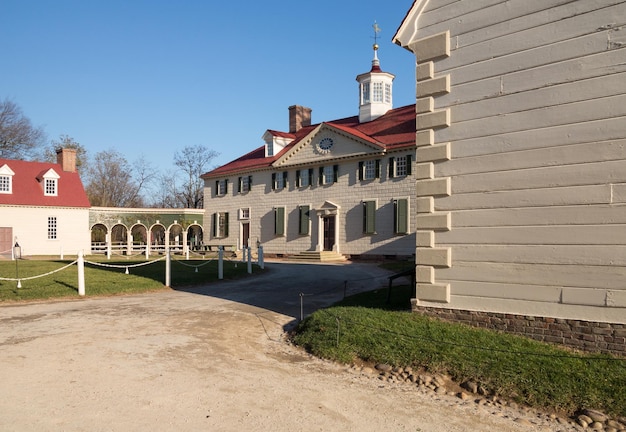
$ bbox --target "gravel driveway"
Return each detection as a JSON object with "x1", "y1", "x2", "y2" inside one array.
[{"x1": 0, "y1": 260, "x2": 565, "y2": 431}]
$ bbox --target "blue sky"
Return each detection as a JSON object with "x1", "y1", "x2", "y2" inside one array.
[{"x1": 1, "y1": 0, "x2": 416, "y2": 175}]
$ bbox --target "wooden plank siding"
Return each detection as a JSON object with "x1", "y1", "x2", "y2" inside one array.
[{"x1": 395, "y1": 0, "x2": 626, "y2": 322}]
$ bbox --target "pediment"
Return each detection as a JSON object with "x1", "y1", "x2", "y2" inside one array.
[
  {"x1": 36, "y1": 168, "x2": 60, "y2": 182},
  {"x1": 315, "y1": 200, "x2": 340, "y2": 216},
  {"x1": 0, "y1": 164, "x2": 15, "y2": 176},
  {"x1": 273, "y1": 124, "x2": 384, "y2": 168}
]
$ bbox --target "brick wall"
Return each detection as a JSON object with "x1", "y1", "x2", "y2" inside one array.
[{"x1": 412, "y1": 305, "x2": 626, "y2": 356}]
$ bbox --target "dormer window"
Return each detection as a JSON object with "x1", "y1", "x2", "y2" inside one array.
[
  {"x1": 45, "y1": 178, "x2": 57, "y2": 196},
  {"x1": 38, "y1": 168, "x2": 60, "y2": 197},
  {"x1": 0, "y1": 164, "x2": 14, "y2": 194}
]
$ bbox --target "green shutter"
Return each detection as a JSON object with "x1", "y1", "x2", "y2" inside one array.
[
  {"x1": 406, "y1": 155, "x2": 412, "y2": 175},
  {"x1": 271, "y1": 173, "x2": 276, "y2": 190},
  {"x1": 248, "y1": 175, "x2": 253, "y2": 191},
  {"x1": 395, "y1": 199, "x2": 408, "y2": 234},
  {"x1": 375, "y1": 160, "x2": 380, "y2": 178},
  {"x1": 224, "y1": 212, "x2": 229, "y2": 237},
  {"x1": 333, "y1": 165, "x2": 338, "y2": 183},
  {"x1": 212, "y1": 213, "x2": 217, "y2": 237},
  {"x1": 215, "y1": 180, "x2": 219, "y2": 195},
  {"x1": 238, "y1": 177, "x2": 242, "y2": 193},
  {"x1": 388, "y1": 157, "x2": 395, "y2": 178},
  {"x1": 275, "y1": 207, "x2": 285, "y2": 235},
  {"x1": 299, "y1": 205, "x2": 310, "y2": 235},
  {"x1": 363, "y1": 201, "x2": 376, "y2": 234},
  {"x1": 358, "y1": 161, "x2": 364, "y2": 181}
]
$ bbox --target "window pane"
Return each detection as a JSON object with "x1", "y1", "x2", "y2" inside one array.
[
  {"x1": 396, "y1": 156, "x2": 407, "y2": 177},
  {"x1": 48, "y1": 216, "x2": 57, "y2": 240},
  {"x1": 0, "y1": 176, "x2": 9, "y2": 192},
  {"x1": 372, "y1": 82, "x2": 383, "y2": 102},
  {"x1": 45, "y1": 179, "x2": 56, "y2": 195},
  {"x1": 362, "y1": 83, "x2": 370, "y2": 103},
  {"x1": 323, "y1": 166, "x2": 334, "y2": 185},
  {"x1": 364, "y1": 160, "x2": 376, "y2": 180}
]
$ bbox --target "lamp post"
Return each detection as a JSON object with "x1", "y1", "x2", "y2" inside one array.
[{"x1": 13, "y1": 241, "x2": 21, "y2": 288}]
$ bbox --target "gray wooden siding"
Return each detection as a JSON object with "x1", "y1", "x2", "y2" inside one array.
[{"x1": 413, "y1": 0, "x2": 626, "y2": 319}]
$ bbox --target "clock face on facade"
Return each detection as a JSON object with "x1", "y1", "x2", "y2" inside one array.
[{"x1": 317, "y1": 137, "x2": 334, "y2": 152}]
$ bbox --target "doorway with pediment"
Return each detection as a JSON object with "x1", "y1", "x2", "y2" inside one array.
[{"x1": 315, "y1": 201, "x2": 340, "y2": 253}]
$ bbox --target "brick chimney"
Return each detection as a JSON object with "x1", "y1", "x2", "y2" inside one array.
[
  {"x1": 288, "y1": 105, "x2": 312, "y2": 133},
  {"x1": 56, "y1": 148, "x2": 77, "y2": 173}
]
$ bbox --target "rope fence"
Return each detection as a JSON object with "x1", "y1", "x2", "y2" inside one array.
[{"x1": 1, "y1": 245, "x2": 265, "y2": 295}]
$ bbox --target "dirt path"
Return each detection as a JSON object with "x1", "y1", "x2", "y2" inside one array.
[{"x1": 0, "y1": 262, "x2": 571, "y2": 431}]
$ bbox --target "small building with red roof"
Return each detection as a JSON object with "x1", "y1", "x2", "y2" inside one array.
[
  {"x1": 201, "y1": 43, "x2": 417, "y2": 260},
  {"x1": 0, "y1": 149, "x2": 91, "y2": 256}
]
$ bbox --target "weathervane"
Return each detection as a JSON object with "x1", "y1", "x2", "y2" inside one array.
[{"x1": 372, "y1": 21, "x2": 381, "y2": 50}]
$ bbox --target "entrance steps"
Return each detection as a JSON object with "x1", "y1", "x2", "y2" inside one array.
[{"x1": 288, "y1": 251, "x2": 347, "y2": 262}]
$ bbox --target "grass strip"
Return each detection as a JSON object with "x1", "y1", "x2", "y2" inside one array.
[
  {"x1": 0, "y1": 256, "x2": 260, "y2": 301},
  {"x1": 292, "y1": 285, "x2": 626, "y2": 417}
]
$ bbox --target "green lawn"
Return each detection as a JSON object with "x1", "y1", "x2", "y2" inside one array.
[
  {"x1": 292, "y1": 284, "x2": 626, "y2": 418},
  {"x1": 0, "y1": 255, "x2": 261, "y2": 301}
]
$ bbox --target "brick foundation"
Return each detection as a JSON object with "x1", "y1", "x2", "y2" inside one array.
[{"x1": 412, "y1": 305, "x2": 626, "y2": 356}]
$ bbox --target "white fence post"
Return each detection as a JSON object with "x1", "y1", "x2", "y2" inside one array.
[
  {"x1": 165, "y1": 251, "x2": 171, "y2": 287},
  {"x1": 77, "y1": 250, "x2": 85, "y2": 296},
  {"x1": 218, "y1": 246, "x2": 224, "y2": 280}
]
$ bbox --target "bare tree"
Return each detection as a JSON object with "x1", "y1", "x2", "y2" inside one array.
[
  {"x1": 0, "y1": 99, "x2": 46, "y2": 159},
  {"x1": 85, "y1": 149, "x2": 154, "y2": 207},
  {"x1": 173, "y1": 145, "x2": 219, "y2": 208},
  {"x1": 42, "y1": 134, "x2": 88, "y2": 174},
  {"x1": 149, "y1": 171, "x2": 181, "y2": 208}
]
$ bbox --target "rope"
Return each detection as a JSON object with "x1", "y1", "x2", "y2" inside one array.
[
  {"x1": 84, "y1": 256, "x2": 165, "y2": 270},
  {"x1": 0, "y1": 260, "x2": 78, "y2": 282},
  {"x1": 172, "y1": 258, "x2": 215, "y2": 270}
]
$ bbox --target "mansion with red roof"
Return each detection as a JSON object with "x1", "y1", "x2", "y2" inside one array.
[
  {"x1": 0, "y1": 149, "x2": 91, "y2": 256},
  {"x1": 201, "y1": 45, "x2": 416, "y2": 260}
]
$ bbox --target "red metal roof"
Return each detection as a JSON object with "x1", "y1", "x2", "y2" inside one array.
[
  {"x1": 0, "y1": 158, "x2": 90, "y2": 208},
  {"x1": 203, "y1": 104, "x2": 416, "y2": 178}
]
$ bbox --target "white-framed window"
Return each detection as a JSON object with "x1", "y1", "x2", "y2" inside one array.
[
  {"x1": 215, "y1": 179, "x2": 228, "y2": 196},
  {"x1": 361, "y1": 82, "x2": 370, "y2": 104},
  {"x1": 359, "y1": 160, "x2": 380, "y2": 181},
  {"x1": 45, "y1": 178, "x2": 57, "y2": 196},
  {"x1": 238, "y1": 176, "x2": 252, "y2": 194},
  {"x1": 0, "y1": 164, "x2": 14, "y2": 194},
  {"x1": 0, "y1": 175, "x2": 11, "y2": 193},
  {"x1": 239, "y1": 208, "x2": 250, "y2": 220},
  {"x1": 385, "y1": 83, "x2": 392, "y2": 104},
  {"x1": 388, "y1": 155, "x2": 412, "y2": 178},
  {"x1": 372, "y1": 82, "x2": 383, "y2": 102},
  {"x1": 48, "y1": 216, "x2": 57, "y2": 240},
  {"x1": 319, "y1": 165, "x2": 338, "y2": 185},
  {"x1": 212, "y1": 212, "x2": 229, "y2": 238},
  {"x1": 296, "y1": 168, "x2": 313, "y2": 188},
  {"x1": 272, "y1": 172, "x2": 288, "y2": 191}
]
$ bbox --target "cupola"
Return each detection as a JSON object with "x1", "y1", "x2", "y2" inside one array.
[{"x1": 357, "y1": 23, "x2": 395, "y2": 123}]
